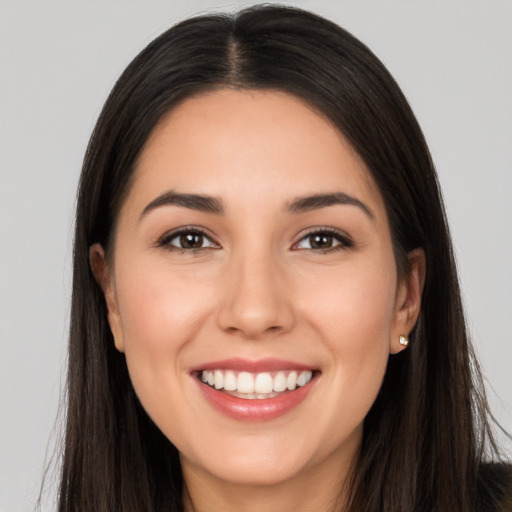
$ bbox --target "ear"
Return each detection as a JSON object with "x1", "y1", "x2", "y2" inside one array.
[
  {"x1": 89, "y1": 243, "x2": 125, "y2": 353},
  {"x1": 390, "y1": 248, "x2": 426, "y2": 354}
]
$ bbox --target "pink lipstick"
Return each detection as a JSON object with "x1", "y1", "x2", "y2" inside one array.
[{"x1": 191, "y1": 358, "x2": 318, "y2": 421}]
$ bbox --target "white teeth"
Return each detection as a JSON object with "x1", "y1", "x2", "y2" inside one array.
[
  {"x1": 237, "y1": 372, "x2": 255, "y2": 394},
  {"x1": 297, "y1": 370, "x2": 312, "y2": 387},
  {"x1": 286, "y1": 371, "x2": 297, "y2": 390},
  {"x1": 200, "y1": 368, "x2": 314, "y2": 397},
  {"x1": 228, "y1": 391, "x2": 280, "y2": 400},
  {"x1": 254, "y1": 373, "x2": 273, "y2": 394},
  {"x1": 223, "y1": 370, "x2": 237, "y2": 391},
  {"x1": 214, "y1": 370, "x2": 223, "y2": 390},
  {"x1": 273, "y1": 371, "x2": 287, "y2": 392}
]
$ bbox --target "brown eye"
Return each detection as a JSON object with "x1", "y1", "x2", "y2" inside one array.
[
  {"x1": 161, "y1": 229, "x2": 217, "y2": 251},
  {"x1": 295, "y1": 229, "x2": 352, "y2": 251},
  {"x1": 309, "y1": 234, "x2": 335, "y2": 249},
  {"x1": 180, "y1": 233, "x2": 204, "y2": 249}
]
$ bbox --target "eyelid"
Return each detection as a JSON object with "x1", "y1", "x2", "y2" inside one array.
[
  {"x1": 157, "y1": 225, "x2": 220, "y2": 250},
  {"x1": 291, "y1": 227, "x2": 354, "y2": 251},
  {"x1": 155, "y1": 225, "x2": 352, "y2": 252}
]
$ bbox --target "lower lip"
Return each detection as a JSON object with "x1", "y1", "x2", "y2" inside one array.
[{"x1": 196, "y1": 375, "x2": 317, "y2": 421}]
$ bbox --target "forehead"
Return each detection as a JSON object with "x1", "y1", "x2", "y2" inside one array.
[{"x1": 128, "y1": 89, "x2": 384, "y2": 217}]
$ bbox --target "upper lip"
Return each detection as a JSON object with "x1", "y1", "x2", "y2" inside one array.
[{"x1": 190, "y1": 357, "x2": 317, "y2": 374}]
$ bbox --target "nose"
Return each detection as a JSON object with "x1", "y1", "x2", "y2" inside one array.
[{"x1": 216, "y1": 250, "x2": 295, "y2": 340}]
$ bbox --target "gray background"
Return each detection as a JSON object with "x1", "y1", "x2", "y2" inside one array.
[{"x1": 1, "y1": 1, "x2": 511, "y2": 510}]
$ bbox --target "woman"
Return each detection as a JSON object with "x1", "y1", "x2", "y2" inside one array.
[{"x1": 58, "y1": 5, "x2": 510, "y2": 511}]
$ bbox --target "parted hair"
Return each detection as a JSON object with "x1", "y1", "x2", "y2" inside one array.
[{"x1": 55, "y1": 5, "x2": 509, "y2": 511}]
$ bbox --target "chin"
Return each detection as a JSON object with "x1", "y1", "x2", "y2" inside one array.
[{"x1": 187, "y1": 451, "x2": 309, "y2": 487}]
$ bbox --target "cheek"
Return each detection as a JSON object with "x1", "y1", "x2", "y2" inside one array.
[
  {"x1": 301, "y1": 256, "x2": 397, "y2": 339},
  {"x1": 111, "y1": 259, "x2": 223, "y2": 442},
  {"x1": 112, "y1": 259, "x2": 215, "y2": 390},
  {"x1": 299, "y1": 259, "x2": 396, "y2": 406},
  {"x1": 116, "y1": 259, "x2": 211, "y2": 342}
]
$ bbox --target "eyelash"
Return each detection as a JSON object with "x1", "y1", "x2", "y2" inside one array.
[
  {"x1": 292, "y1": 227, "x2": 353, "y2": 253},
  {"x1": 157, "y1": 226, "x2": 218, "y2": 254},
  {"x1": 156, "y1": 227, "x2": 353, "y2": 253}
]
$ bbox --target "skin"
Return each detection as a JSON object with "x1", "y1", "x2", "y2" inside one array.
[{"x1": 91, "y1": 89, "x2": 425, "y2": 512}]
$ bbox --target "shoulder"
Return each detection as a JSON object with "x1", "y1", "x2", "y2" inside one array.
[{"x1": 478, "y1": 463, "x2": 512, "y2": 512}]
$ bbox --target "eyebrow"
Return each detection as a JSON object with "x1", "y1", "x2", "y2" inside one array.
[
  {"x1": 140, "y1": 191, "x2": 224, "y2": 220},
  {"x1": 139, "y1": 190, "x2": 373, "y2": 221},
  {"x1": 287, "y1": 192, "x2": 374, "y2": 219}
]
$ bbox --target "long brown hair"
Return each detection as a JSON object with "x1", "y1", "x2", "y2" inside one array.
[{"x1": 56, "y1": 5, "x2": 508, "y2": 511}]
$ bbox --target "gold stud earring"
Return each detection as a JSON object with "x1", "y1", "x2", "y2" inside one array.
[{"x1": 399, "y1": 334, "x2": 409, "y2": 347}]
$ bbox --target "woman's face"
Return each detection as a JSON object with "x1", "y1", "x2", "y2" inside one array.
[{"x1": 93, "y1": 89, "x2": 422, "y2": 489}]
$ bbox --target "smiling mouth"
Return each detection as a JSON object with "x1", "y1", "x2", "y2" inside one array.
[{"x1": 198, "y1": 369, "x2": 315, "y2": 399}]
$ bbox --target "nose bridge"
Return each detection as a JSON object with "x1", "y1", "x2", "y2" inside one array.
[{"x1": 217, "y1": 241, "x2": 293, "y2": 339}]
